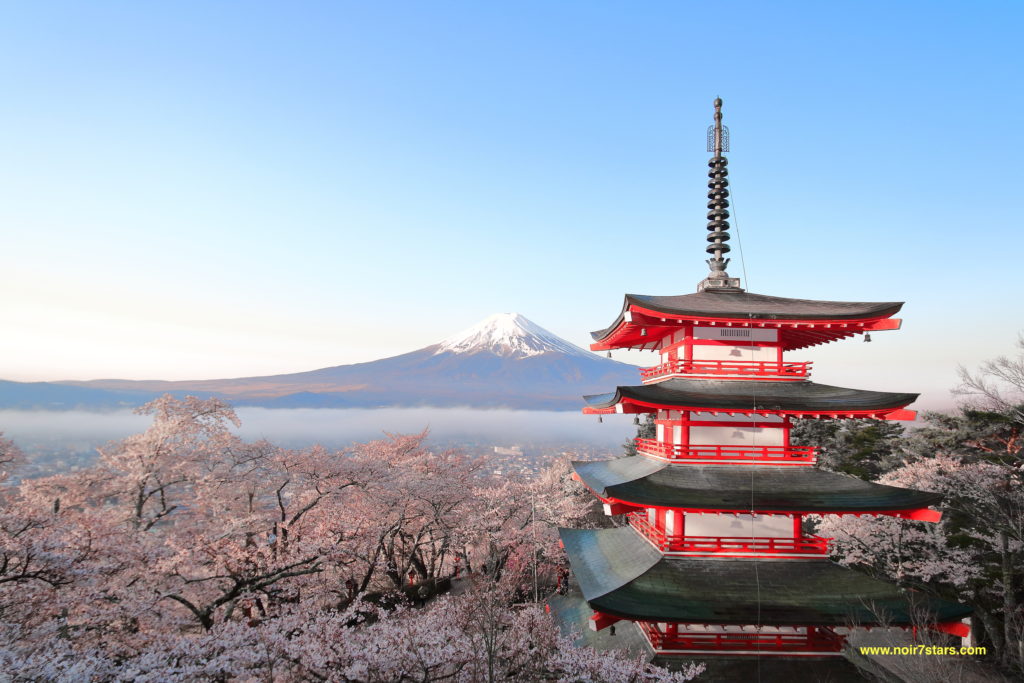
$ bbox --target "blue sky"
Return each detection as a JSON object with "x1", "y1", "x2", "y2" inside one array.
[{"x1": 1, "y1": 2, "x2": 1021, "y2": 410}]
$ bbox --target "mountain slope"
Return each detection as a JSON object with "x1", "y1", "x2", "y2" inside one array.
[{"x1": 5, "y1": 314, "x2": 639, "y2": 410}]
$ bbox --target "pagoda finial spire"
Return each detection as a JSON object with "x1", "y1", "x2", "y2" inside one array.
[
  {"x1": 698, "y1": 97, "x2": 743, "y2": 292},
  {"x1": 712, "y1": 96, "x2": 725, "y2": 155}
]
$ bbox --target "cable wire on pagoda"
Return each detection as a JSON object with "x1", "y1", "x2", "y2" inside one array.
[
  {"x1": 746, "y1": 304, "x2": 762, "y2": 681},
  {"x1": 728, "y1": 153, "x2": 750, "y2": 288},
  {"x1": 748, "y1": 338, "x2": 763, "y2": 681},
  {"x1": 714, "y1": 96, "x2": 761, "y2": 677}
]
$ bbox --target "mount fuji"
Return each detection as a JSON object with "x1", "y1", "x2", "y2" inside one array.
[{"x1": 1, "y1": 314, "x2": 639, "y2": 410}]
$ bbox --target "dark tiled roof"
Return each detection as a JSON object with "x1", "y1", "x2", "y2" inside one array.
[
  {"x1": 546, "y1": 590, "x2": 651, "y2": 657},
  {"x1": 573, "y1": 458, "x2": 943, "y2": 512},
  {"x1": 560, "y1": 519, "x2": 663, "y2": 600},
  {"x1": 549, "y1": 590, "x2": 871, "y2": 681},
  {"x1": 592, "y1": 290, "x2": 903, "y2": 340},
  {"x1": 560, "y1": 527, "x2": 971, "y2": 626},
  {"x1": 582, "y1": 378, "x2": 918, "y2": 413},
  {"x1": 661, "y1": 656, "x2": 870, "y2": 682}
]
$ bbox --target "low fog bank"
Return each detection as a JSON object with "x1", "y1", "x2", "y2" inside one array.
[
  {"x1": 0, "y1": 407, "x2": 635, "y2": 471},
  {"x1": 233, "y1": 407, "x2": 634, "y2": 446}
]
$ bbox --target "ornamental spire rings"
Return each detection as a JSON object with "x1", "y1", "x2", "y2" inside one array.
[{"x1": 698, "y1": 97, "x2": 743, "y2": 292}]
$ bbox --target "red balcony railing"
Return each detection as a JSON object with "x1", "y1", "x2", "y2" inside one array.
[
  {"x1": 640, "y1": 359, "x2": 811, "y2": 382},
  {"x1": 635, "y1": 438, "x2": 817, "y2": 464},
  {"x1": 628, "y1": 512, "x2": 830, "y2": 556},
  {"x1": 638, "y1": 622, "x2": 843, "y2": 653}
]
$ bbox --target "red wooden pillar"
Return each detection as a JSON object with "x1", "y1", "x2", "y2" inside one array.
[
  {"x1": 666, "y1": 509, "x2": 684, "y2": 548},
  {"x1": 683, "y1": 324, "x2": 694, "y2": 365},
  {"x1": 680, "y1": 411, "x2": 690, "y2": 451},
  {"x1": 666, "y1": 622, "x2": 679, "y2": 646},
  {"x1": 793, "y1": 514, "x2": 803, "y2": 538}
]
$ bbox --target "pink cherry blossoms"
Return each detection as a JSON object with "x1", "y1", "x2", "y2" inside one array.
[{"x1": 0, "y1": 396, "x2": 701, "y2": 681}]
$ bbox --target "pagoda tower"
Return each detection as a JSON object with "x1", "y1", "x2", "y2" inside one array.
[{"x1": 559, "y1": 99, "x2": 970, "y2": 661}]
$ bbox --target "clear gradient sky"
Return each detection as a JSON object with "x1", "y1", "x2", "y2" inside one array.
[{"x1": 2, "y1": 2, "x2": 1022, "y2": 411}]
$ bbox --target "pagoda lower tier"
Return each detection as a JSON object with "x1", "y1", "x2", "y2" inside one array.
[
  {"x1": 560, "y1": 527, "x2": 972, "y2": 657},
  {"x1": 573, "y1": 458, "x2": 943, "y2": 519},
  {"x1": 583, "y1": 378, "x2": 918, "y2": 420}
]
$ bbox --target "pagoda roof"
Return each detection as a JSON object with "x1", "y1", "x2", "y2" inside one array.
[
  {"x1": 560, "y1": 526, "x2": 971, "y2": 626},
  {"x1": 591, "y1": 291, "x2": 903, "y2": 351},
  {"x1": 582, "y1": 378, "x2": 918, "y2": 420},
  {"x1": 573, "y1": 457, "x2": 943, "y2": 514}
]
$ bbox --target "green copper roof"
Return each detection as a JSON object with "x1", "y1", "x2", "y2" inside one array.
[
  {"x1": 573, "y1": 457, "x2": 942, "y2": 512},
  {"x1": 560, "y1": 527, "x2": 971, "y2": 626},
  {"x1": 559, "y1": 519, "x2": 663, "y2": 600}
]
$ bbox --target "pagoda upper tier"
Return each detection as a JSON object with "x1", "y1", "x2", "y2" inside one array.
[
  {"x1": 583, "y1": 378, "x2": 918, "y2": 420},
  {"x1": 572, "y1": 457, "x2": 943, "y2": 519},
  {"x1": 590, "y1": 290, "x2": 903, "y2": 352},
  {"x1": 561, "y1": 527, "x2": 972, "y2": 628}
]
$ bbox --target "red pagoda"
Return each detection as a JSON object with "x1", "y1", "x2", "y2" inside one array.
[{"x1": 559, "y1": 99, "x2": 970, "y2": 663}]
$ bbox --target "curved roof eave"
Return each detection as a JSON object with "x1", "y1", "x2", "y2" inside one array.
[
  {"x1": 560, "y1": 527, "x2": 971, "y2": 626},
  {"x1": 582, "y1": 378, "x2": 918, "y2": 414},
  {"x1": 572, "y1": 458, "x2": 943, "y2": 512},
  {"x1": 591, "y1": 291, "x2": 904, "y2": 342}
]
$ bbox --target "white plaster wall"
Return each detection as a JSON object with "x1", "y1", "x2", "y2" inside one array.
[
  {"x1": 678, "y1": 624, "x2": 804, "y2": 634},
  {"x1": 690, "y1": 412, "x2": 784, "y2": 423},
  {"x1": 685, "y1": 513, "x2": 793, "y2": 538},
  {"x1": 689, "y1": 426, "x2": 785, "y2": 446},
  {"x1": 692, "y1": 344, "x2": 777, "y2": 362}
]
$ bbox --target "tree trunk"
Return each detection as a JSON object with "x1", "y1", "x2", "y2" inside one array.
[
  {"x1": 410, "y1": 552, "x2": 428, "y2": 579},
  {"x1": 976, "y1": 607, "x2": 1004, "y2": 661},
  {"x1": 1001, "y1": 531, "x2": 1019, "y2": 668}
]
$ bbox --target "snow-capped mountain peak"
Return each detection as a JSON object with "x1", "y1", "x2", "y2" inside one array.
[{"x1": 434, "y1": 313, "x2": 595, "y2": 359}]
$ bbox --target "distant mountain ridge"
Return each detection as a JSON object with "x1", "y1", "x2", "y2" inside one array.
[{"x1": 0, "y1": 313, "x2": 639, "y2": 411}]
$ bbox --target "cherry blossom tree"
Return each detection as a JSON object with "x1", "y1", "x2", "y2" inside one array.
[
  {"x1": 820, "y1": 409, "x2": 1024, "y2": 671},
  {"x1": 0, "y1": 432, "x2": 22, "y2": 481},
  {"x1": 328, "y1": 432, "x2": 483, "y2": 594},
  {"x1": 0, "y1": 433, "x2": 102, "y2": 662},
  {"x1": 956, "y1": 334, "x2": 1024, "y2": 426},
  {"x1": 4, "y1": 397, "x2": 687, "y2": 681},
  {"x1": 5, "y1": 591, "x2": 703, "y2": 682}
]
